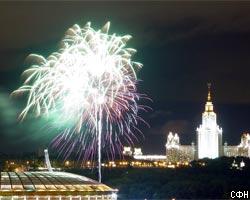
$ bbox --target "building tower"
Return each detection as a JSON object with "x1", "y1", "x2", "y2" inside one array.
[
  {"x1": 196, "y1": 84, "x2": 223, "y2": 159},
  {"x1": 166, "y1": 132, "x2": 180, "y2": 149}
]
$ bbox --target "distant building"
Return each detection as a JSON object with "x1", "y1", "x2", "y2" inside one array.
[
  {"x1": 196, "y1": 83, "x2": 223, "y2": 159},
  {"x1": 223, "y1": 142, "x2": 238, "y2": 157},
  {"x1": 134, "y1": 148, "x2": 143, "y2": 156},
  {"x1": 165, "y1": 132, "x2": 195, "y2": 163},
  {"x1": 123, "y1": 147, "x2": 133, "y2": 156},
  {"x1": 224, "y1": 133, "x2": 250, "y2": 157},
  {"x1": 124, "y1": 84, "x2": 250, "y2": 164},
  {"x1": 165, "y1": 84, "x2": 250, "y2": 162},
  {"x1": 166, "y1": 132, "x2": 179, "y2": 149},
  {"x1": 123, "y1": 147, "x2": 166, "y2": 161},
  {"x1": 165, "y1": 84, "x2": 224, "y2": 162}
]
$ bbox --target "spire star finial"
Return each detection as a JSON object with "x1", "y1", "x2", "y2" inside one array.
[
  {"x1": 204, "y1": 83, "x2": 214, "y2": 112},
  {"x1": 207, "y1": 83, "x2": 211, "y2": 102}
]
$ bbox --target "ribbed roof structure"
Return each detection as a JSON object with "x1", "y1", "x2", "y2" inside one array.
[{"x1": 0, "y1": 171, "x2": 117, "y2": 198}]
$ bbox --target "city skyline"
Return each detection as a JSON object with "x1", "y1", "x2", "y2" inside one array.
[
  {"x1": 0, "y1": 2, "x2": 250, "y2": 154},
  {"x1": 0, "y1": 2, "x2": 250, "y2": 199},
  {"x1": 124, "y1": 86, "x2": 250, "y2": 163},
  {"x1": 0, "y1": 83, "x2": 248, "y2": 155}
]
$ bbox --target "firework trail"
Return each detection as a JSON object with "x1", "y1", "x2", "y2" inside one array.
[{"x1": 12, "y1": 22, "x2": 147, "y2": 182}]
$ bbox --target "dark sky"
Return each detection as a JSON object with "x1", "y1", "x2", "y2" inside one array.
[{"x1": 1, "y1": 1, "x2": 250, "y2": 155}]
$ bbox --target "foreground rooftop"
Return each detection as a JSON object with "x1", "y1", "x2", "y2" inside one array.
[{"x1": 0, "y1": 171, "x2": 117, "y2": 199}]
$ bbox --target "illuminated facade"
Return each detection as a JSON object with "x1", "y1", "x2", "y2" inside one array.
[
  {"x1": 224, "y1": 133, "x2": 250, "y2": 157},
  {"x1": 133, "y1": 155, "x2": 166, "y2": 161},
  {"x1": 133, "y1": 148, "x2": 165, "y2": 161},
  {"x1": 122, "y1": 147, "x2": 166, "y2": 161},
  {"x1": 133, "y1": 148, "x2": 143, "y2": 156},
  {"x1": 165, "y1": 132, "x2": 195, "y2": 163},
  {"x1": 122, "y1": 147, "x2": 133, "y2": 156},
  {"x1": 196, "y1": 84, "x2": 223, "y2": 159},
  {"x1": 0, "y1": 171, "x2": 117, "y2": 200},
  {"x1": 123, "y1": 85, "x2": 250, "y2": 164},
  {"x1": 166, "y1": 132, "x2": 179, "y2": 149}
]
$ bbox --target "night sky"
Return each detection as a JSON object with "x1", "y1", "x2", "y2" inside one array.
[{"x1": 1, "y1": 1, "x2": 250, "y2": 154}]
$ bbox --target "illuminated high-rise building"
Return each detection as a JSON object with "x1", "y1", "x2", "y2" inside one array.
[
  {"x1": 196, "y1": 84, "x2": 223, "y2": 159},
  {"x1": 132, "y1": 84, "x2": 250, "y2": 163}
]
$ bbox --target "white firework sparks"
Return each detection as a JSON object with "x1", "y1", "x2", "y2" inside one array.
[{"x1": 12, "y1": 22, "x2": 146, "y2": 182}]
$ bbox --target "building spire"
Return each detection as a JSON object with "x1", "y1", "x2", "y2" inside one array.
[
  {"x1": 207, "y1": 83, "x2": 211, "y2": 102},
  {"x1": 205, "y1": 83, "x2": 214, "y2": 112}
]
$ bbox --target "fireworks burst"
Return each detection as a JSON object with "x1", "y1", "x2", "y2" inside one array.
[{"x1": 12, "y1": 22, "x2": 147, "y2": 182}]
